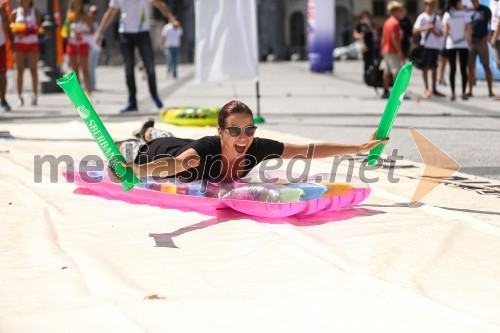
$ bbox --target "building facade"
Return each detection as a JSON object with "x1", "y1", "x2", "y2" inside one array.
[{"x1": 41, "y1": 0, "x2": 449, "y2": 64}]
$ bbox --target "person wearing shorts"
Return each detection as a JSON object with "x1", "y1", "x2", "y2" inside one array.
[
  {"x1": 467, "y1": 0, "x2": 496, "y2": 98},
  {"x1": 413, "y1": 0, "x2": 446, "y2": 98},
  {"x1": 11, "y1": 0, "x2": 40, "y2": 107},
  {"x1": 381, "y1": 1, "x2": 405, "y2": 99},
  {"x1": 0, "y1": 5, "x2": 12, "y2": 112},
  {"x1": 65, "y1": 0, "x2": 93, "y2": 97}
]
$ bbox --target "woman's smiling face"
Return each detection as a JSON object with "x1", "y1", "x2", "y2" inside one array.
[{"x1": 219, "y1": 113, "x2": 256, "y2": 160}]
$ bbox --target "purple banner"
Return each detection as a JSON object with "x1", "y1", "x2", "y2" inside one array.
[{"x1": 308, "y1": 0, "x2": 335, "y2": 72}]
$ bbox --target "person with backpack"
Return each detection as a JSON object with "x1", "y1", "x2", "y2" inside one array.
[
  {"x1": 413, "y1": 0, "x2": 445, "y2": 98},
  {"x1": 399, "y1": 6, "x2": 414, "y2": 60},
  {"x1": 354, "y1": 11, "x2": 377, "y2": 74}
]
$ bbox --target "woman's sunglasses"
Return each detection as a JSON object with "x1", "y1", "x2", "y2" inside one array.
[{"x1": 224, "y1": 125, "x2": 257, "y2": 137}]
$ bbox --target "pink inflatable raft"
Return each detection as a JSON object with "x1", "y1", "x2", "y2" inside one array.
[{"x1": 63, "y1": 167, "x2": 371, "y2": 218}]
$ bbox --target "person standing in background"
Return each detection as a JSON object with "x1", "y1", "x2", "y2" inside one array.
[
  {"x1": 161, "y1": 17, "x2": 182, "y2": 79},
  {"x1": 95, "y1": 0, "x2": 174, "y2": 113},
  {"x1": 399, "y1": 5, "x2": 414, "y2": 60},
  {"x1": 467, "y1": 0, "x2": 496, "y2": 98},
  {"x1": 381, "y1": 1, "x2": 405, "y2": 99},
  {"x1": 437, "y1": 8, "x2": 449, "y2": 86},
  {"x1": 491, "y1": 1, "x2": 500, "y2": 70},
  {"x1": 64, "y1": 0, "x2": 93, "y2": 97},
  {"x1": 443, "y1": 0, "x2": 471, "y2": 101},
  {"x1": 353, "y1": 10, "x2": 377, "y2": 74},
  {"x1": 11, "y1": 0, "x2": 40, "y2": 107},
  {"x1": 87, "y1": 5, "x2": 101, "y2": 92},
  {"x1": 413, "y1": 0, "x2": 445, "y2": 98},
  {"x1": 0, "y1": 4, "x2": 12, "y2": 112}
]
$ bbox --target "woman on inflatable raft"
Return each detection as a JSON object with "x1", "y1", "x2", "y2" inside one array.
[{"x1": 115, "y1": 100, "x2": 388, "y2": 182}]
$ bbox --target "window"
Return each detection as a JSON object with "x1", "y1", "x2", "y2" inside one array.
[{"x1": 373, "y1": 1, "x2": 386, "y2": 17}]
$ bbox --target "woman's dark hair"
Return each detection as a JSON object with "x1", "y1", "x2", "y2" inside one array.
[
  {"x1": 218, "y1": 100, "x2": 254, "y2": 128},
  {"x1": 446, "y1": 0, "x2": 460, "y2": 12}
]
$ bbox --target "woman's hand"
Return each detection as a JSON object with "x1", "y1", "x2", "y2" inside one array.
[
  {"x1": 359, "y1": 130, "x2": 389, "y2": 153},
  {"x1": 108, "y1": 161, "x2": 138, "y2": 181}
]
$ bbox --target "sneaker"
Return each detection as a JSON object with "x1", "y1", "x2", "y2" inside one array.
[
  {"x1": 152, "y1": 95, "x2": 163, "y2": 108},
  {"x1": 31, "y1": 95, "x2": 37, "y2": 106},
  {"x1": 461, "y1": 94, "x2": 469, "y2": 101},
  {"x1": 439, "y1": 79, "x2": 447, "y2": 86},
  {"x1": 115, "y1": 139, "x2": 141, "y2": 163},
  {"x1": 432, "y1": 90, "x2": 445, "y2": 97},
  {"x1": 17, "y1": 96, "x2": 24, "y2": 107},
  {"x1": 120, "y1": 101, "x2": 138, "y2": 113},
  {"x1": 133, "y1": 118, "x2": 155, "y2": 141},
  {"x1": 1, "y1": 100, "x2": 11, "y2": 112},
  {"x1": 425, "y1": 90, "x2": 432, "y2": 98},
  {"x1": 381, "y1": 91, "x2": 390, "y2": 99}
]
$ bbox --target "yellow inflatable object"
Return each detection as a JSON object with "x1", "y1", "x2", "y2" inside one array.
[
  {"x1": 159, "y1": 106, "x2": 219, "y2": 126},
  {"x1": 10, "y1": 22, "x2": 43, "y2": 35}
]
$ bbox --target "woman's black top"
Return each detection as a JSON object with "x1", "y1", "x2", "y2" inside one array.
[{"x1": 135, "y1": 136, "x2": 284, "y2": 181}]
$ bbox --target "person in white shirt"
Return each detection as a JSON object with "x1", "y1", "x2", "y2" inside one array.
[
  {"x1": 65, "y1": 0, "x2": 93, "y2": 97},
  {"x1": 95, "y1": 0, "x2": 174, "y2": 112},
  {"x1": 413, "y1": 0, "x2": 445, "y2": 98},
  {"x1": 442, "y1": 0, "x2": 472, "y2": 101},
  {"x1": 491, "y1": 2, "x2": 500, "y2": 70},
  {"x1": 161, "y1": 18, "x2": 183, "y2": 79}
]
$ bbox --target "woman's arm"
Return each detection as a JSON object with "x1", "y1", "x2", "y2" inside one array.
[
  {"x1": 124, "y1": 148, "x2": 201, "y2": 178},
  {"x1": 280, "y1": 131, "x2": 388, "y2": 159},
  {"x1": 443, "y1": 22, "x2": 449, "y2": 37},
  {"x1": 491, "y1": 20, "x2": 500, "y2": 45},
  {"x1": 160, "y1": 31, "x2": 166, "y2": 50},
  {"x1": 95, "y1": 6, "x2": 118, "y2": 44}
]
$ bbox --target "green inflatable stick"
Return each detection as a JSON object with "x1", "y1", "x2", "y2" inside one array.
[
  {"x1": 57, "y1": 71, "x2": 140, "y2": 191},
  {"x1": 367, "y1": 62, "x2": 413, "y2": 166}
]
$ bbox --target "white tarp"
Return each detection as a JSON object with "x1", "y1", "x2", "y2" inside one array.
[
  {"x1": 195, "y1": 0, "x2": 259, "y2": 82},
  {"x1": 1, "y1": 121, "x2": 500, "y2": 332}
]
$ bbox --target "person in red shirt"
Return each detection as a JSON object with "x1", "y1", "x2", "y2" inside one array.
[{"x1": 381, "y1": 1, "x2": 405, "y2": 99}]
